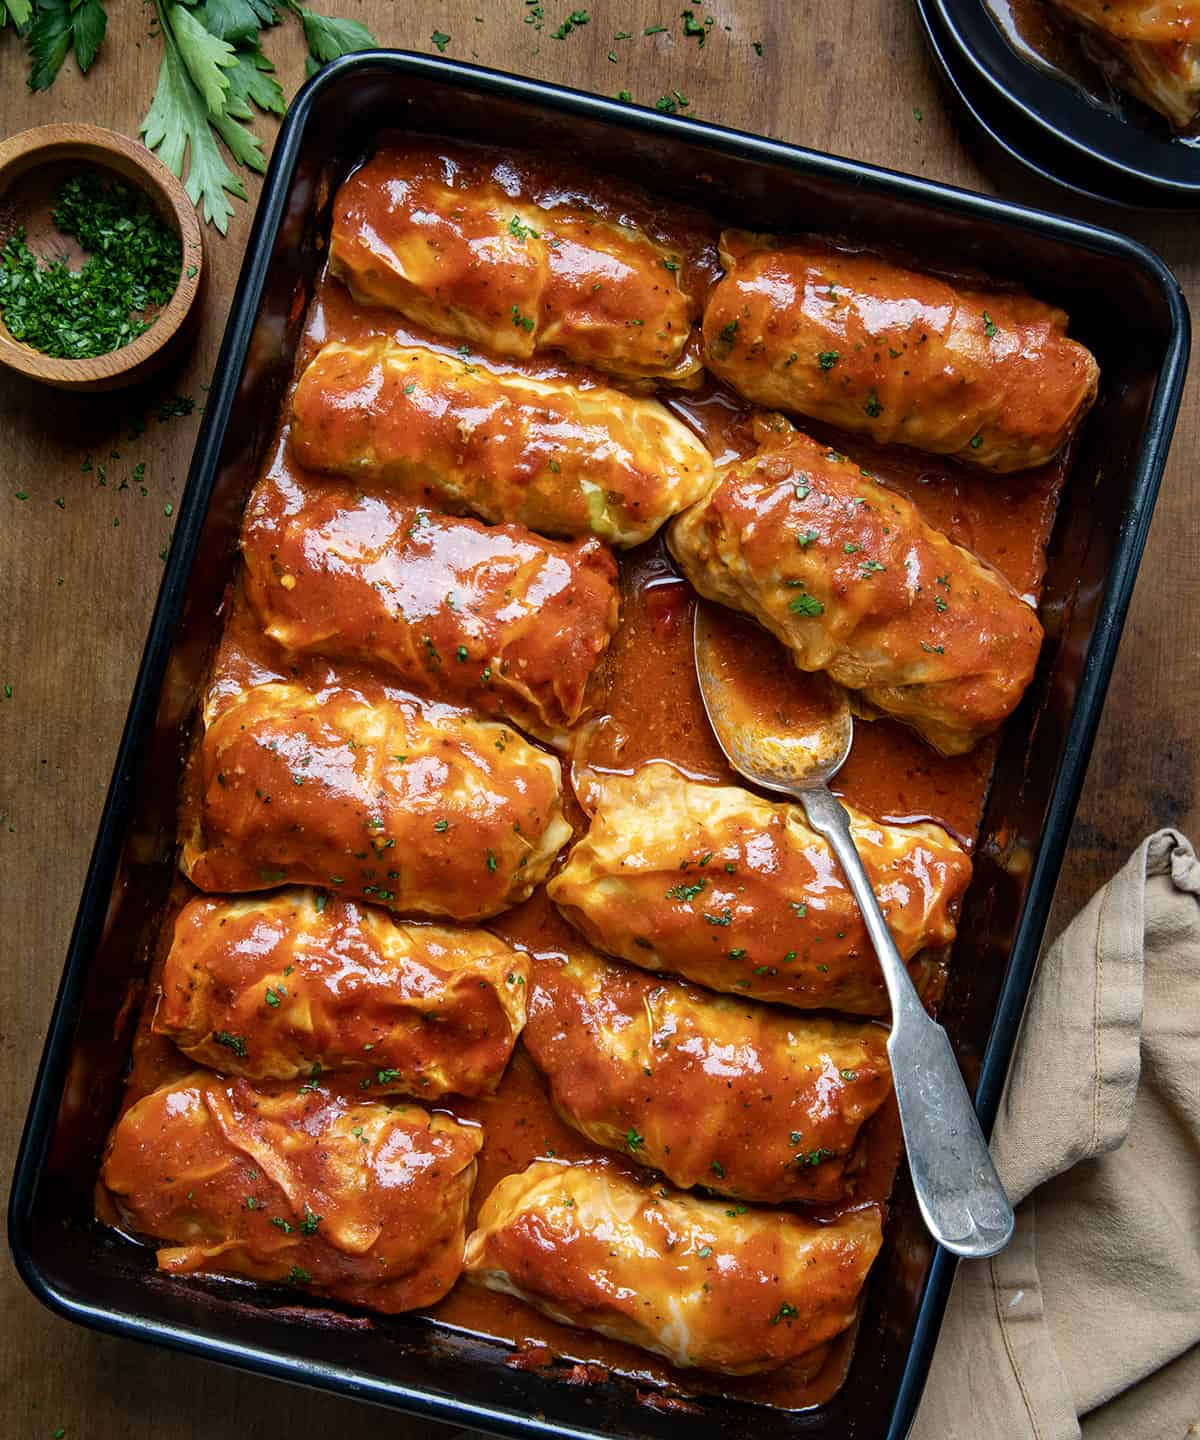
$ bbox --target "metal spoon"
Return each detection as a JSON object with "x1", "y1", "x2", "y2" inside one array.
[{"x1": 693, "y1": 604, "x2": 1014, "y2": 1260}]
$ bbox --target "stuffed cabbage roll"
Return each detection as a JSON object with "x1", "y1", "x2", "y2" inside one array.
[
  {"x1": 153, "y1": 891, "x2": 529, "y2": 1097},
  {"x1": 1048, "y1": 1, "x2": 1200, "y2": 128},
  {"x1": 703, "y1": 231, "x2": 1098, "y2": 473},
  {"x1": 289, "y1": 340, "x2": 714, "y2": 547},
  {"x1": 241, "y1": 473, "x2": 620, "y2": 741},
  {"x1": 464, "y1": 1159, "x2": 883, "y2": 1373},
  {"x1": 329, "y1": 142, "x2": 709, "y2": 383},
  {"x1": 548, "y1": 764, "x2": 971, "y2": 1014},
  {"x1": 180, "y1": 681, "x2": 572, "y2": 921},
  {"x1": 101, "y1": 1074, "x2": 481, "y2": 1313},
  {"x1": 523, "y1": 945, "x2": 892, "y2": 1203},
  {"x1": 668, "y1": 419, "x2": 1044, "y2": 755}
]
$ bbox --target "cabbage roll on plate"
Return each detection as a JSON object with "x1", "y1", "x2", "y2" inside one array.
[
  {"x1": 465, "y1": 1159, "x2": 883, "y2": 1374},
  {"x1": 703, "y1": 231, "x2": 1098, "y2": 473},
  {"x1": 1048, "y1": 0, "x2": 1200, "y2": 128},
  {"x1": 289, "y1": 340, "x2": 714, "y2": 547},
  {"x1": 548, "y1": 763, "x2": 971, "y2": 1014},
  {"x1": 669, "y1": 416, "x2": 1045, "y2": 755},
  {"x1": 101, "y1": 1074, "x2": 481, "y2": 1313},
  {"x1": 241, "y1": 472, "x2": 620, "y2": 743},
  {"x1": 523, "y1": 943, "x2": 892, "y2": 1203},
  {"x1": 329, "y1": 141, "x2": 714, "y2": 384},
  {"x1": 154, "y1": 890, "x2": 529, "y2": 1098},
  {"x1": 180, "y1": 680, "x2": 572, "y2": 921}
]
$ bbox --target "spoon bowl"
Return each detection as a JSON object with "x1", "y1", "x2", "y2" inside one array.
[
  {"x1": 693, "y1": 603, "x2": 853, "y2": 792},
  {"x1": 693, "y1": 601, "x2": 1015, "y2": 1261}
]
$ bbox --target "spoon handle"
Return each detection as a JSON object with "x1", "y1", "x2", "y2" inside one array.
[{"x1": 799, "y1": 785, "x2": 1015, "y2": 1260}]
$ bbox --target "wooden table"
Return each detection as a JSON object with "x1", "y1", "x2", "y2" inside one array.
[{"x1": 0, "y1": 3, "x2": 1194, "y2": 1435}]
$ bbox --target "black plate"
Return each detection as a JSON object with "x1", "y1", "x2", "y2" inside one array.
[
  {"x1": 8, "y1": 48, "x2": 1191, "y2": 1440},
  {"x1": 919, "y1": 0, "x2": 1200, "y2": 208}
]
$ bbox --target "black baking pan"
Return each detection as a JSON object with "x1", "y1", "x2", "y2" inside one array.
[
  {"x1": 8, "y1": 49, "x2": 1190, "y2": 1440},
  {"x1": 919, "y1": 0, "x2": 1200, "y2": 209}
]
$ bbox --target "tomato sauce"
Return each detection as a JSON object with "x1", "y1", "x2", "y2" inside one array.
[{"x1": 112, "y1": 236, "x2": 1071, "y2": 1412}]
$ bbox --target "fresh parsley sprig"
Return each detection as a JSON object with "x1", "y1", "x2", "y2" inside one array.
[
  {"x1": 1, "y1": 0, "x2": 107, "y2": 90},
  {"x1": 2, "y1": 0, "x2": 376, "y2": 234}
]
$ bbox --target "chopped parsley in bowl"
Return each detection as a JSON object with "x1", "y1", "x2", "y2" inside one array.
[{"x1": 0, "y1": 169, "x2": 183, "y2": 360}]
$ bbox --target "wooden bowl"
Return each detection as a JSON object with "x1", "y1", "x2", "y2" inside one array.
[{"x1": 0, "y1": 124, "x2": 203, "y2": 391}]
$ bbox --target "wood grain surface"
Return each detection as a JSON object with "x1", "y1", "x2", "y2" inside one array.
[{"x1": 0, "y1": 4, "x2": 1195, "y2": 1437}]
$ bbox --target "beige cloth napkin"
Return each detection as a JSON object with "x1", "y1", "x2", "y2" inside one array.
[{"x1": 911, "y1": 830, "x2": 1200, "y2": 1440}]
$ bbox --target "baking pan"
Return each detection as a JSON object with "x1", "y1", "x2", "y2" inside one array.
[
  {"x1": 9, "y1": 50, "x2": 1190, "y2": 1440},
  {"x1": 919, "y1": 0, "x2": 1200, "y2": 209}
]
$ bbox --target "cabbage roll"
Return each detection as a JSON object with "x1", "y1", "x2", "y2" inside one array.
[
  {"x1": 524, "y1": 944, "x2": 892, "y2": 1203},
  {"x1": 153, "y1": 890, "x2": 529, "y2": 1097},
  {"x1": 329, "y1": 142, "x2": 709, "y2": 383},
  {"x1": 1049, "y1": 1, "x2": 1200, "y2": 128},
  {"x1": 241, "y1": 472, "x2": 620, "y2": 741},
  {"x1": 289, "y1": 340, "x2": 714, "y2": 547},
  {"x1": 464, "y1": 1159, "x2": 883, "y2": 1373},
  {"x1": 101, "y1": 1074, "x2": 481, "y2": 1313},
  {"x1": 180, "y1": 681, "x2": 572, "y2": 921},
  {"x1": 668, "y1": 418, "x2": 1044, "y2": 755},
  {"x1": 548, "y1": 764, "x2": 971, "y2": 1014},
  {"x1": 703, "y1": 231, "x2": 1098, "y2": 473}
]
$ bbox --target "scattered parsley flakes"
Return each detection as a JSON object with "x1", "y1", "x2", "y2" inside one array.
[
  {"x1": 431, "y1": 29, "x2": 450, "y2": 52},
  {"x1": 817, "y1": 350, "x2": 839, "y2": 370},
  {"x1": 552, "y1": 8, "x2": 589, "y2": 39},
  {"x1": 213, "y1": 1029, "x2": 247, "y2": 1057},
  {"x1": 983, "y1": 311, "x2": 998, "y2": 338}
]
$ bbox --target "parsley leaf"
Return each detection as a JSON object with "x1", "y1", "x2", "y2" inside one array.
[
  {"x1": 291, "y1": 1, "x2": 375, "y2": 66},
  {"x1": 26, "y1": 0, "x2": 106, "y2": 91},
  {"x1": 142, "y1": 33, "x2": 246, "y2": 233}
]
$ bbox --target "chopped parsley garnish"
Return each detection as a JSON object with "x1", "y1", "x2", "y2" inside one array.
[
  {"x1": 716, "y1": 318, "x2": 738, "y2": 349},
  {"x1": 626, "y1": 1127, "x2": 644, "y2": 1152},
  {"x1": 511, "y1": 304, "x2": 535, "y2": 333},
  {"x1": 788, "y1": 593, "x2": 824, "y2": 616},
  {"x1": 486, "y1": 850, "x2": 498, "y2": 872},
  {"x1": 697, "y1": 1244, "x2": 713, "y2": 1258},
  {"x1": 770, "y1": 1302, "x2": 799, "y2": 1325},
  {"x1": 666, "y1": 878, "x2": 706, "y2": 903},
  {"x1": 797, "y1": 529, "x2": 818, "y2": 548},
  {"x1": 507, "y1": 214, "x2": 540, "y2": 242},
  {"x1": 710, "y1": 1159, "x2": 725, "y2": 1177},
  {"x1": 969, "y1": 433, "x2": 984, "y2": 449},
  {"x1": 728, "y1": 947, "x2": 746, "y2": 959},
  {"x1": 264, "y1": 986, "x2": 285, "y2": 1008},
  {"x1": 213, "y1": 1030, "x2": 247, "y2": 1058},
  {"x1": 375, "y1": 1068, "x2": 402, "y2": 1085},
  {"x1": 287, "y1": 1265, "x2": 312, "y2": 1285},
  {"x1": 863, "y1": 390, "x2": 884, "y2": 419},
  {"x1": 983, "y1": 311, "x2": 998, "y2": 338},
  {"x1": 703, "y1": 909, "x2": 732, "y2": 927},
  {"x1": 270, "y1": 1216, "x2": 294, "y2": 1233},
  {"x1": 840, "y1": 1069, "x2": 859, "y2": 1081},
  {"x1": 300, "y1": 1208, "x2": 322, "y2": 1235},
  {"x1": 860, "y1": 559, "x2": 887, "y2": 576},
  {"x1": 817, "y1": 350, "x2": 839, "y2": 371}
]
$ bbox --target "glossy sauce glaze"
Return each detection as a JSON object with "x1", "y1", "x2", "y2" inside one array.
[{"x1": 109, "y1": 209, "x2": 1072, "y2": 1411}]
